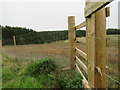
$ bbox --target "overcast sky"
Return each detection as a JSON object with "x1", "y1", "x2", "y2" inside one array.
[{"x1": 0, "y1": 0, "x2": 119, "y2": 31}]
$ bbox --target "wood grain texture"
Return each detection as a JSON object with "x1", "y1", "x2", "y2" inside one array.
[
  {"x1": 85, "y1": 0, "x2": 112, "y2": 17},
  {"x1": 68, "y1": 16, "x2": 76, "y2": 70},
  {"x1": 75, "y1": 21, "x2": 86, "y2": 29},
  {"x1": 86, "y1": 13, "x2": 95, "y2": 88},
  {"x1": 82, "y1": 79, "x2": 91, "y2": 89},
  {"x1": 95, "y1": 7, "x2": 106, "y2": 88},
  {"x1": 105, "y1": 7, "x2": 110, "y2": 17}
]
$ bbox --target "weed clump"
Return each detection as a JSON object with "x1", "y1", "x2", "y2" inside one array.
[
  {"x1": 56, "y1": 71, "x2": 83, "y2": 88},
  {"x1": 26, "y1": 57, "x2": 57, "y2": 77}
]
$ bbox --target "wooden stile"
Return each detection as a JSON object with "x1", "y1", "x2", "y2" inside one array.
[{"x1": 68, "y1": 16, "x2": 76, "y2": 70}]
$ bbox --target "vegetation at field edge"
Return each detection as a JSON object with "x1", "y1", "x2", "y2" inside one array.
[{"x1": 2, "y1": 55, "x2": 83, "y2": 88}]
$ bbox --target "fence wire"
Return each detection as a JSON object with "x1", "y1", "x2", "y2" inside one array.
[{"x1": 76, "y1": 35, "x2": 120, "y2": 88}]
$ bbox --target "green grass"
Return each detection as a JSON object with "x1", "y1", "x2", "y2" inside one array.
[
  {"x1": 107, "y1": 34, "x2": 119, "y2": 43},
  {"x1": 56, "y1": 70, "x2": 83, "y2": 88},
  {"x1": 2, "y1": 55, "x2": 83, "y2": 88},
  {"x1": 2, "y1": 55, "x2": 56, "y2": 88},
  {"x1": 53, "y1": 37, "x2": 85, "y2": 44}
]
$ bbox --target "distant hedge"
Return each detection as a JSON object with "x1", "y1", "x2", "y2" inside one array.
[
  {"x1": 1, "y1": 25, "x2": 85, "y2": 45},
  {"x1": 1, "y1": 25, "x2": 119, "y2": 45},
  {"x1": 107, "y1": 28, "x2": 120, "y2": 35}
]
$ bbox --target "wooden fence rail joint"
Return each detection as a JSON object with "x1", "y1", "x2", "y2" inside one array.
[
  {"x1": 82, "y1": 79, "x2": 91, "y2": 89},
  {"x1": 95, "y1": 67, "x2": 103, "y2": 77},
  {"x1": 105, "y1": 7, "x2": 110, "y2": 17}
]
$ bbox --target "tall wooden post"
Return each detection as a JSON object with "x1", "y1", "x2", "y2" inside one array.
[
  {"x1": 86, "y1": 14, "x2": 96, "y2": 88},
  {"x1": 68, "y1": 16, "x2": 76, "y2": 70},
  {"x1": 86, "y1": 2, "x2": 107, "y2": 88},
  {"x1": 13, "y1": 36, "x2": 16, "y2": 46},
  {"x1": 13, "y1": 36, "x2": 17, "y2": 60},
  {"x1": 95, "y1": 7, "x2": 106, "y2": 88}
]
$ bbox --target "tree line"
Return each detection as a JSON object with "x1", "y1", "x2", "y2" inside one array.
[{"x1": 1, "y1": 25, "x2": 119, "y2": 45}]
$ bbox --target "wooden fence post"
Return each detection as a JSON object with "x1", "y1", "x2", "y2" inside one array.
[
  {"x1": 13, "y1": 36, "x2": 17, "y2": 60},
  {"x1": 85, "y1": 0, "x2": 107, "y2": 88},
  {"x1": 86, "y1": 13, "x2": 96, "y2": 88},
  {"x1": 68, "y1": 16, "x2": 76, "y2": 70},
  {"x1": 86, "y1": 8, "x2": 106, "y2": 88},
  {"x1": 13, "y1": 36, "x2": 16, "y2": 46},
  {"x1": 95, "y1": 7, "x2": 106, "y2": 88}
]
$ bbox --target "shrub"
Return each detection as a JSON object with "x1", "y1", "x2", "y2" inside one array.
[
  {"x1": 26, "y1": 57, "x2": 57, "y2": 77},
  {"x1": 56, "y1": 71, "x2": 83, "y2": 88}
]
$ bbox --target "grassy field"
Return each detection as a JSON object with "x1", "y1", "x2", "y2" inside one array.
[
  {"x1": 2, "y1": 39, "x2": 86, "y2": 68},
  {"x1": 106, "y1": 35, "x2": 119, "y2": 88},
  {"x1": 2, "y1": 35, "x2": 119, "y2": 88}
]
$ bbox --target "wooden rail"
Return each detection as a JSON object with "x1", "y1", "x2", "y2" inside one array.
[
  {"x1": 75, "y1": 47, "x2": 87, "y2": 61},
  {"x1": 76, "y1": 7, "x2": 109, "y2": 30},
  {"x1": 82, "y1": 79, "x2": 91, "y2": 89},
  {"x1": 76, "y1": 64, "x2": 88, "y2": 82},
  {"x1": 76, "y1": 64, "x2": 91, "y2": 88},
  {"x1": 85, "y1": 0, "x2": 112, "y2": 17},
  {"x1": 75, "y1": 21, "x2": 86, "y2": 29},
  {"x1": 75, "y1": 56, "x2": 87, "y2": 74}
]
